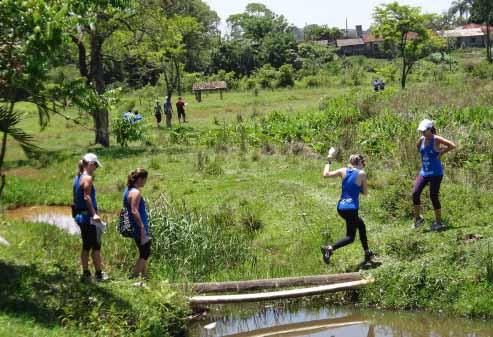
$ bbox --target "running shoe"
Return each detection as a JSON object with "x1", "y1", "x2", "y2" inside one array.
[
  {"x1": 320, "y1": 246, "x2": 333, "y2": 265},
  {"x1": 364, "y1": 250, "x2": 374, "y2": 262},
  {"x1": 430, "y1": 222, "x2": 447, "y2": 232},
  {"x1": 413, "y1": 216, "x2": 424, "y2": 229},
  {"x1": 95, "y1": 271, "x2": 109, "y2": 282}
]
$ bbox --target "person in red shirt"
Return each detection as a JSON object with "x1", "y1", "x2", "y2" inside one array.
[{"x1": 176, "y1": 97, "x2": 186, "y2": 123}]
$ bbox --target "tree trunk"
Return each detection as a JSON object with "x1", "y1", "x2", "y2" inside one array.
[
  {"x1": 487, "y1": 24, "x2": 492, "y2": 64},
  {"x1": 90, "y1": 33, "x2": 110, "y2": 147},
  {"x1": 401, "y1": 62, "x2": 407, "y2": 89},
  {"x1": 0, "y1": 102, "x2": 15, "y2": 198},
  {"x1": 71, "y1": 35, "x2": 89, "y2": 79}
]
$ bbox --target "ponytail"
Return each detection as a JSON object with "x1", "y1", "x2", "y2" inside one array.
[
  {"x1": 430, "y1": 126, "x2": 437, "y2": 135},
  {"x1": 127, "y1": 168, "x2": 148, "y2": 188},
  {"x1": 77, "y1": 160, "x2": 84, "y2": 176}
]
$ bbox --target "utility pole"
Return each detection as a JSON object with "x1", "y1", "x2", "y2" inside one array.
[{"x1": 346, "y1": 17, "x2": 348, "y2": 38}]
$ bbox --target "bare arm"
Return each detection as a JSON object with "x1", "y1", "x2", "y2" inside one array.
[
  {"x1": 323, "y1": 163, "x2": 343, "y2": 178},
  {"x1": 435, "y1": 136, "x2": 456, "y2": 157},
  {"x1": 359, "y1": 171, "x2": 369, "y2": 196},
  {"x1": 81, "y1": 176, "x2": 98, "y2": 217},
  {"x1": 129, "y1": 190, "x2": 145, "y2": 230}
]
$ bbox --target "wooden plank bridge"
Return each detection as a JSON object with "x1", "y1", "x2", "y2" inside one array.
[{"x1": 187, "y1": 272, "x2": 373, "y2": 305}]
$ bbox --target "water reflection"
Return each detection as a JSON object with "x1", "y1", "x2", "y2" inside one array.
[
  {"x1": 190, "y1": 304, "x2": 493, "y2": 337},
  {"x1": 6, "y1": 206, "x2": 80, "y2": 235}
]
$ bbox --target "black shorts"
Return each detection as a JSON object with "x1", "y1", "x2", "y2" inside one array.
[
  {"x1": 155, "y1": 113, "x2": 162, "y2": 123},
  {"x1": 177, "y1": 109, "x2": 185, "y2": 118},
  {"x1": 134, "y1": 238, "x2": 151, "y2": 260},
  {"x1": 79, "y1": 222, "x2": 101, "y2": 251}
]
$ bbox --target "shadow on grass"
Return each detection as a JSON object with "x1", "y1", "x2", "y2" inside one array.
[{"x1": 0, "y1": 261, "x2": 131, "y2": 329}]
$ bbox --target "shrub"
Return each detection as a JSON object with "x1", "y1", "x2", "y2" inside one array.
[
  {"x1": 111, "y1": 117, "x2": 147, "y2": 148},
  {"x1": 277, "y1": 64, "x2": 295, "y2": 88},
  {"x1": 470, "y1": 61, "x2": 493, "y2": 80}
]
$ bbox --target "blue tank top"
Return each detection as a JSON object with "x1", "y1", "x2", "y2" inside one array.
[
  {"x1": 123, "y1": 187, "x2": 149, "y2": 238},
  {"x1": 73, "y1": 174, "x2": 97, "y2": 211},
  {"x1": 419, "y1": 136, "x2": 443, "y2": 177},
  {"x1": 337, "y1": 168, "x2": 362, "y2": 211}
]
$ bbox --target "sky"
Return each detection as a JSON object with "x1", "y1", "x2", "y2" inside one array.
[{"x1": 204, "y1": 0, "x2": 454, "y2": 32}]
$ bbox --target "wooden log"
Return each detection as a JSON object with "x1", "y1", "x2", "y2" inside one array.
[
  {"x1": 189, "y1": 279, "x2": 373, "y2": 305},
  {"x1": 190, "y1": 273, "x2": 363, "y2": 294}
]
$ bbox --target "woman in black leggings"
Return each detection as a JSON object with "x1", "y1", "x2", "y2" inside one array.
[{"x1": 320, "y1": 154, "x2": 373, "y2": 264}]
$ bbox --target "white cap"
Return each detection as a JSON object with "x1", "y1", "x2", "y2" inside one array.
[
  {"x1": 83, "y1": 153, "x2": 102, "y2": 167},
  {"x1": 417, "y1": 119, "x2": 434, "y2": 132}
]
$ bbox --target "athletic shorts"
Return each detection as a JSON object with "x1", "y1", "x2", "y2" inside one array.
[
  {"x1": 134, "y1": 238, "x2": 151, "y2": 260},
  {"x1": 79, "y1": 222, "x2": 101, "y2": 251}
]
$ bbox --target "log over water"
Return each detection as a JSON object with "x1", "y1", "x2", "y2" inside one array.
[
  {"x1": 190, "y1": 272, "x2": 363, "y2": 294},
  {"x1": 189, "y1": 279, "x2": 373, "y2": 305}
]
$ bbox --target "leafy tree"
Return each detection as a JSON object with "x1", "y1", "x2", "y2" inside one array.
[
  {"x1": 373, "y1": 2, "x2": 446, "y2": 89},
  {"x1": 471, "y1": 0, "x2": 493, "y2": 63},
  {"x1": 117, "y1": 0, "x2": 200, "y2": 100},
  {"x1": 0, "y1": 0, "x2": 66, "y2": 197},
  {"x1": 225, "y1": 3, "x2": 298, "y2": 70},
  {"x1": 297, "y1": 42, "x2": 337, "y2": 76},
  {"x1": 449, "y1": 0, "x2": 473, "y2": 24},
  {"x1": 67, "y1": 0, "x2": 135, "y2": 147},
  {"x1": 303, "y1": 24, "x2": 343, "y2": 42},
  {"x1": 210, "y1": 39, "x2": 257, "y2": 75}
]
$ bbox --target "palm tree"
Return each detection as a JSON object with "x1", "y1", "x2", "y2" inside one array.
[
  {"x1": 0, "y1": 106, "x2": 41, "y2": 197},
  {"x1": 449, "y1": 0, "x2": 473, "y2": 23}
]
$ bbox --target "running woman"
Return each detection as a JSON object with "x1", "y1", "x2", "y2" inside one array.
[
  {"x1": 413, "y1": 119, "x2": 456, "y2": 231},
  {"x1": 73, "y1": 153, "x2": 107, "y2": 282},
  {"x1": 320, "y1": 154, "x2": 373, "y2": 264}
]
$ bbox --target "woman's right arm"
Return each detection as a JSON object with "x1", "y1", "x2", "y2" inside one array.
[
  {"x1": 323, "y1": 163, "x2": 343, "y2": 178},
  {"x1": 81, "y1": 176, "x2": 99, "y2": 220}
]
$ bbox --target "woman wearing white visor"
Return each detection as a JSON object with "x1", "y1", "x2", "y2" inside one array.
[{"x1": 412, "y1": 119, "x2": 456, "y2": 231}]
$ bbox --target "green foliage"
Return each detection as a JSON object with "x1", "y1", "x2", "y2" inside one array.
[
  {"x1": 254, "y1": 64, "x2": 279, "y2": 89},
  {"x1": 373, "y1": 2, "x2": 446, "y2": 88},
  {"x1": 277, "y1": 64, "x2": 295, "y2": 88},
  {"x1": 148, "y1": 195, "x2": 254, "y2": 281},
  {"x1": 469, "y1": 61, "x2": 493, "y2": 79},
  {"x1": 111, "y1": 117, "x2": 147, "y2": 148}
]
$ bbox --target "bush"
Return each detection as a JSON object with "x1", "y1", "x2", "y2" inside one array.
[
  {"x1": 277, "y1": 64, "x2": 295, "y2": 88},
  {"x1": 254, "y1": 64, "x2": 279, "y2": 89},
  {"x1": 470, "y1": 61, "x2": 493, "y2": 80},
  {"x1": 111, "y1": 117, "x2": 147, "y2": 148}
]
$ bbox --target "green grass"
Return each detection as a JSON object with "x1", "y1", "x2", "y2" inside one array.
[{"x1": 3, "y1": 52, "x2": 493, "y2": 334}]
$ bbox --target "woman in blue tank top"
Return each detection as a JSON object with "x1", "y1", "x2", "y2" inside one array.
[
  {"x1": 412, "y1": 119, "x2": 456, "y2": 231},
  {"x1": 124, "y1": 168, "x2": 151, "y2": 279},
  {"x1": 320, "y1": 154, "x2": 373, "y2": 265},
  {"x1": 72, "y1": 153, "x2": 107, "y2": 282}
]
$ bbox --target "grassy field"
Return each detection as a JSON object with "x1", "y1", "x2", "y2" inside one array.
[{"x1": 2, "y1": 53, "x2": 493, "y2": 335}]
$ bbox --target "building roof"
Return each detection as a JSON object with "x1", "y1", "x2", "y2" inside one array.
[
  {"x1": 362, "y1": 34, "x2": 384, "y2": 43},
  {"x1": 311, "y1": 40, "x2": 330, "y2": 46},
  {"x1": 442, "y1": 28, "x2": 484, "y2": 38},
  {"x1": 192, "y1": 81, "x2": 227, "y2": 91},
  {"x1": 336, "y1": 38, "x2": 365, "y2": 47}
]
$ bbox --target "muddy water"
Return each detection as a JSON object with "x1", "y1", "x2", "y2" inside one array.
[
  {"x1": 6, "y1": 206, "x2": 80, "y2": 235},
  {"x1": 190, "y1": 304, "x2": 493, "y2": 337}
]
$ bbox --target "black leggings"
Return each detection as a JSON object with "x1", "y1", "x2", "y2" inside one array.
[
  {"x1": 412, "y1": 175, "x2": 443, "y2": 210},
  {"x1": 134, "y1": 238, "x2": 151, "y2": 260},
  {"x1": 79, "y1": 222, "x2": 101, "y2": 251},
  {"x1": 332, "y1": 209, "x2": 369, "y2": 251}
]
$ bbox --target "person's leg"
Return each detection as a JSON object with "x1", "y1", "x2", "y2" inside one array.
[
  {"x1": 429, "y1": 176, "x2": 443, "y2": 223},
  {"x1": 131, "y1": 239, "x2": 150, "y2": 277},
  {"x1": 412, "y1": 175, "x2": 428, "y2": 222},
  {"x1": 80, "y1": 223, "x2": 91, "y2": 274},
  {"x1": 332, "y1": 210, "x2": 358, "y2": 251},
  {"x1": 355, "y1": 213, "x2": 369, "y2": 252}
]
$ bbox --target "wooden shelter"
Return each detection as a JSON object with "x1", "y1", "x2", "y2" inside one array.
[{"x1": 192, "y1": 81, "x2": 227, "y2": 102}]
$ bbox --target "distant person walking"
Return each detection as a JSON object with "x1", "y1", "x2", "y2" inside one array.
[
  {"x1": 176, "y1": 96, "x2": 186, "y2": 123},
  {"x1": 154, "y1": 100, "x2": 162, "y2": 127},
  {"x1": 124, "y1": 168, "x2": 151, "y2": 279},
  {"x1": 320, "y1": 154, "x2": 373, "y2": 264},
  {"x1": 72, "y1": 153, "x2": 107, "y2": 282},
  {"x1": 412, "y1": 119, "x2": 456, "y2": 231},
  {"x1": 164, "y1": 97, "x2": 173, "y2": 128}
]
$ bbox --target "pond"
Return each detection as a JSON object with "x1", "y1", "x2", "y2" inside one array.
[
  {"x1": 6, "y1": 206, "x2": 114, "y2": 235},
  {"x1": 189, "y1": 303, "x2": 493, "y2": 337}
]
